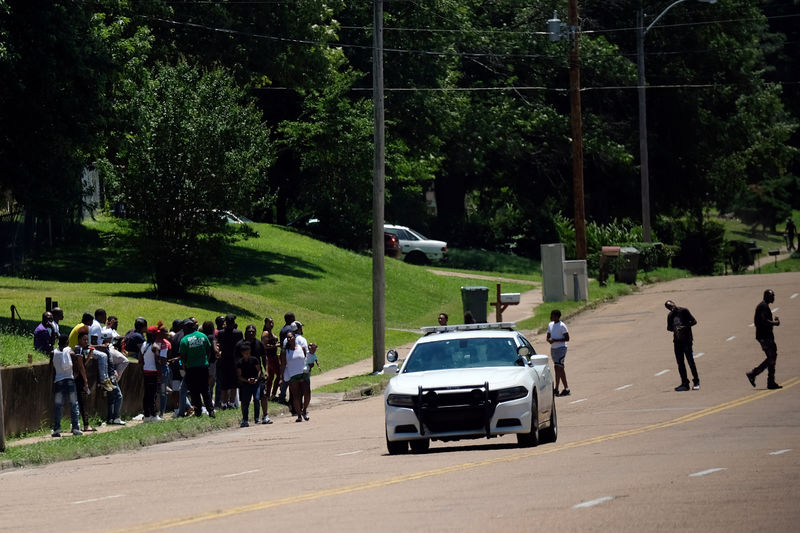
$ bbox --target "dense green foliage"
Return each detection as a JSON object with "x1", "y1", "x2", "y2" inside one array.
[
  {"x1": 101, "y1": 62, "x2": 274, "y2": 294},
  {"x1": 0, "y1": 0, "x2": 797, "y2": 286}
]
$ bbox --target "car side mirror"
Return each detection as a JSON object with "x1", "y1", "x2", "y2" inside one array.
[{"x1": 387, "y1": 349, "x2": 399, "y2": 363}]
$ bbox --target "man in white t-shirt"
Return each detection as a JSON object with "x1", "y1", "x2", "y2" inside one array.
[
  {"x1": 51, "y1": 334, "x2": 83, "y2": 437},
  {"x1": 87, "y1": 308, "x2": 115, "y2": 392},
  {"x1": 100, "y1": 315, "x2": 130, "y2": 380},
  {"x1": 546, "y1": 309, "x2": 570, "y2": 397}
]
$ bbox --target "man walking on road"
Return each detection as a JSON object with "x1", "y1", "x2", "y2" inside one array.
[
  {"x1": 747, "y1": 289, "x2": 782, "y2": 390},
  {"x1": 665, "y1": 300, "x2": 700, "y2": 391}
]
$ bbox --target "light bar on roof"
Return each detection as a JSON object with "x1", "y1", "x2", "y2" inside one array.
[{"x1": 420, "y1": 322, "x2": 517, "y2": 334}]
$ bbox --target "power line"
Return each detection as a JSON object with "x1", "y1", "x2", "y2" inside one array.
[
  {"x1": 140, "y1": 10, "x2": 800, "y2": 62},
  {"x1": 141, "y1": 15, "x2": 562, "y2": 59},
  {"x1": 250, "y1": 81, "x2": 796, "y2": 93}
]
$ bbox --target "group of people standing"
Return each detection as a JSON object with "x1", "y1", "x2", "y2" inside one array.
[{"x1": 35, "y1": 308, "x2": 321, "y2": 435}]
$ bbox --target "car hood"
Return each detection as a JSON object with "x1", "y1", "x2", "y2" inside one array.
[{"x1": 388, "y1": 367, "x2": 528, "y2": 394}]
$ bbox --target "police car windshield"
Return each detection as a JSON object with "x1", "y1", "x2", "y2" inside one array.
[{"x1": 403, "y1": 337, "x2": 519, "y2": 373}]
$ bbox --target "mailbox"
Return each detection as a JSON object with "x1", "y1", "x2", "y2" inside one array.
[{"x1": 500, "y1": 293, "x2": 520, "y2": 305}]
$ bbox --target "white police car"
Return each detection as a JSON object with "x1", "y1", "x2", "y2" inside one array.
[{"x1": 384, "y1": 323, "x2": 557, "y2": 454}]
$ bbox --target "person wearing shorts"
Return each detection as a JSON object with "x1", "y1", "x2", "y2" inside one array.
[
  {"x1": 281, "y1": 331, "x2": 308, "y2": 422},
  {"x1": 547, "y1": 309, "x2": 570, "y2": 397}
]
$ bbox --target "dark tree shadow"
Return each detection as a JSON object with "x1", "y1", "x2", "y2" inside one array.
[
  {"x1": 14, "y1": 223, "x2": 326, "y2": 288},
  {"x1": 209, "y1": 244, "x2": 325, "y2": 287},
  {"x1": 14, "y1": 223, "x2": 148, "y2": 283},
  {"x1": 110, "y1": 290, "x2": 255, "y2": 319},
  {"x1": 0, "y1": 317, "x2": 40, "y2": 335}
]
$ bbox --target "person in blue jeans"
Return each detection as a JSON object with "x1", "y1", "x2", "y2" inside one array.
[
  {"x1": 52, "y1": 334, "x2": 83, "y2": 437},
  {"x1": 106, "y1": 352, "x2": 125, "y2": 426}
]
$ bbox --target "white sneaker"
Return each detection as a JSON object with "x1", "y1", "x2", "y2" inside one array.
[
  {"x1": 154, "y1": 415, "x2": 164, "y2": 421},
  {"x1": 111, "y1": 418, "x2": 126, "y2": 425},
  {"x1": 262, "y1": 416, "x2": 273, "y2": 425},
  {"x1": 71, "y1": 428, "x2": 83, "y2": 436}
]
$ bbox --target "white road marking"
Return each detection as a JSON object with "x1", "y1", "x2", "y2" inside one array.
[
  {"x1": 615, "y1": 384, "x2": 632, "y2": 391},
  {"x1": 694, "y1": 352, "x2": 704, "y2": 358},
  {"x1": 569, "y1": 398, "x2": 588, "y2": 404},
  {"x1": 769, "y1": 449, "x2": 792, "y2": 456},
  {"x1": 222, "y1": 469, "x2": 260, "y2": 478},
  {"x1": 689, "y1": 468, "x2": 726, "y2": 478},
  {"x1": 655, "y1": 369, "x2": 671, "y2": 376},
  {"x1": 573, "y1": 496, "x2": 613, "y2": 509},
  {"x1": 791, "y1": 293, "x2": 798, "y2": 299},
  {"x1": 335, "y1": 450, "x2": 364, "y2": 457},
  {"x1": 726, "y1": 336, "x2": 736, "y2": 342},
  {"x1": 72, "y1": 494, "x2": 124, "y2": 505}
]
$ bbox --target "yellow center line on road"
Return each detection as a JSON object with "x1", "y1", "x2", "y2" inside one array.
[{"x1": 115, "y1": 377, "x2": 799, "y2": 532}]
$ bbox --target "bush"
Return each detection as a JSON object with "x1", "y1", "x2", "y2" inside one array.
[{"x1": 671, "y1": 218, "x2": 726, "y2": 275}]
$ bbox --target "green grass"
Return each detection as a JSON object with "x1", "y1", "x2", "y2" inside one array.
[
  {"x1": 0, "y1": 219, "x2": 531, "y2": 369},
  {"x1": 718, "y1": 214, "x2": 787, "y2": 255},
  {"x1": 444, "y1": 248, "x2": 541, "y2": 277},
  {"x1": 639, "y1": 267, "x2": 693, "y2": 284},
  {"x1": 759, "y1": 253, "x2": 800, "y2": 274},
  {"x1": 1, "y1": 407, "x2": 251, "y2": 467}
]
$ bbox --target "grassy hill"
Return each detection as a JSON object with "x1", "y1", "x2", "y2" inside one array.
[{"x1": 0, "y1": 219, "x2": 536, "y2": 367}]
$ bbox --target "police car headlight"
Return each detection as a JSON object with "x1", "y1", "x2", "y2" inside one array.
[
  {"x1": 387, "y1": 394, "x2": 415, "y2": 407},
  {"x1": 494, "y1": 386, "x2": 528, "y2": 403}
]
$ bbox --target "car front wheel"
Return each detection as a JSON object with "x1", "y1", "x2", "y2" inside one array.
[
  {"x1": 517, "y1": 395, "x2": 539, "y2": 447},
  {"x1": 410, "y1": 438, "x2": 431, "y2": 453},
  {"x1": 386, "y1": 432, "x2": 409, "y2": 455}
]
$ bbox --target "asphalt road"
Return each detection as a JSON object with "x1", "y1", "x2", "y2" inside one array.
[{"x1": 1, "y1": 273, "x2": 798, "y2": 532}]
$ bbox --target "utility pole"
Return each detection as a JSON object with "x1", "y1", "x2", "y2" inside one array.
[
  {"x1": 371, "y1": 0, "x2": 386, "y2": 372},
  {"x1": 568, "y1": 0, "x2": 587, "y2": 259},
  {"x1": 637, "y1": 0, "x2": 716, "y2": 242},
  {"x1": 637, "y1": 7, "x2": 652, "y2": 242}
]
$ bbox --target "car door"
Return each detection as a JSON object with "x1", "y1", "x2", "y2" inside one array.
[{"x1": 518, "y1": 333, "x2": 553, "y2": 417}]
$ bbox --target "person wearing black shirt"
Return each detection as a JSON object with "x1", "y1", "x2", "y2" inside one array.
[
  {"x1": 747, "y1": 289, "x2": 782, "y2": 389},
  {"x1": 217, "y1": 314, "x2": 243, "y2": 409},
  {"x1": 665, "y1": 300, "x2": 700, "y2": 392},
  {"x1": 236, "y1": 343, "x2": 261, "y2": 427}
]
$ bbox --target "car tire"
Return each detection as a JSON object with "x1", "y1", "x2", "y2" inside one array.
[
  {"x1": 404, "y1": 251, "x2": 428, "y2": 265},
  {"x1": 410, "y1": 438, "x2": 431, "y2": 453},
  {"x1": 539, "y1": 393, "x2": 558, "y2": 444},
  {"x1": 386, "y1": 433, "x2": 409, "y2": 455},
  {"x1": 516, "y1": 395, "x2": 539, "y2": 447}
]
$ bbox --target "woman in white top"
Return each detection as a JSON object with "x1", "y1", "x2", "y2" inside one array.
[{"x1": 281, "y1": 332, "x2": 307, "y2": 422}]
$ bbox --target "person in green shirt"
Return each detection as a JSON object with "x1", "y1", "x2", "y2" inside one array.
[{"x1": 179, "y1": 320, "x2": 216, "y2": 418}]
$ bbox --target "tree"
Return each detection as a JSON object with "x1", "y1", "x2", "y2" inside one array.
[
  {"x1": 278, "y1": 56, "x2": 377, "y2": 249},
  {"x1": 0, "y1": 0, "x2": 136, "y2": 246},
  {"x1": 102, "y1": 62, "x2": 274, "y2": 295}
]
